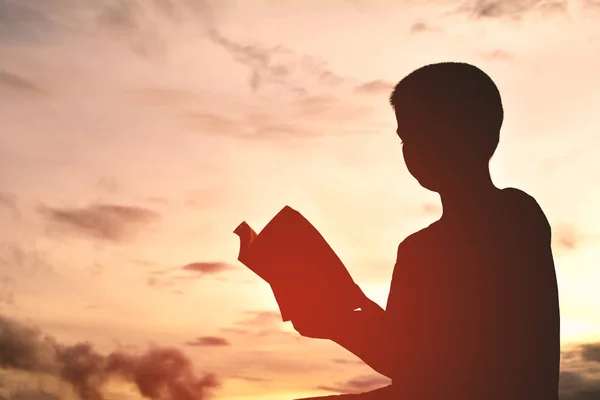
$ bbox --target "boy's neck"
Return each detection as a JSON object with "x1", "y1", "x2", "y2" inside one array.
[{"x1": 438, "y1": 167, "x2": 499, "y2": 222}]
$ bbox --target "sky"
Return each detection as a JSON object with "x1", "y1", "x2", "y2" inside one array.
[{"x1": 1, "y1": 0, "x2": 600, "y2": 399}]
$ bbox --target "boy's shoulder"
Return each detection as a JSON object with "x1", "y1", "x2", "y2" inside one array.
[
  {"x1": 395, "y1": 187, "x2": 551, "y2": 257},
  {"x1": 500, "y1": 187, "x2": 551, "y2": 240},
  {"x1": 395, "y1": 222, "x2": 438, "y2": 259}
]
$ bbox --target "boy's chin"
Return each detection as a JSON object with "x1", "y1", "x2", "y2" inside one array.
[{"x1": 416, "y1": 178, "x2": 443, "y2": 193}]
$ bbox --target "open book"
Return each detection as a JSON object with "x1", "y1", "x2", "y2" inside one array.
[{"x1": 234, "y1": 206, "x2": 366, "y2": 322}]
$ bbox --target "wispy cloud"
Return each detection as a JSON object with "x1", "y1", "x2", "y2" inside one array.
[
  {"x1": 184, "y1": 336, "x2": 231, "y2": 347},
  {"x1": 0, "y1": 274, "x2": 14, "y2": 306},
  {"x1": 553, "y1": 224, "x2": 581, "y2": 252},
  {"x1": 0, "y1": 0, "x2": 57, "y2": 44},
  {"x1": 206, "y1": 28, "x2": 344, "y2": 94},
  {"x1": 0, "y1": 314, "x2": 220, "y2": 400},
  {"x1": 353, "y1": 80, "x2": 395, "y2": 96},
  {"x1": 0, "y1": 192, "x2": 20, "y2": 219},
  {"x1": 40, "y1": 203, "x2": 159, "y2": 242},
  {"x1": 454, "y1": 0, "x2": 569, "y2": 20},
  {"x1": 0, "y1": 69, "x2": 46, "y2": 95},
  {"x1": 331, "y1": 358, "x2": 365, "y2": 366},
  {"x1": 316, "y1": 375, "x2": 391, "y2": 394},
  {"x1": 182, "y1": 262, "x2": 232, "y2": 275},
  {"x1": 410, "y1": 21, "x2": 444, "y2": 34},
  {"x1": 0, "y1": 242, "x2": 53, "y2": 277},
  {"x1": 220, "y1": 310, "x2": 291, "y2": 338}
]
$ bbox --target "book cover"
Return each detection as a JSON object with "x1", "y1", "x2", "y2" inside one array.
[{"x1": 234, "y1": 206, "x2": 365, "y2": 322}]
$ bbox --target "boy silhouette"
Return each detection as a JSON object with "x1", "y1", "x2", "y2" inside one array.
[{"x1": 293, "y1": 62, "x2": 560, "y2": 400}]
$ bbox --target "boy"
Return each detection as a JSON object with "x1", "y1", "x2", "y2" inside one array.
[{"x1": 293, "y1": 62, "x2": 560, "y2": 400}]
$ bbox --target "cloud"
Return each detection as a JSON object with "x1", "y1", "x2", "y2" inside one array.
[
  {"x1": 235, "y1": 311, "x2": 281, "y2": 327},
  {"x1": 580, "y1": 343, "x2": 600, "y2": 364},
  {"x1": 558, "y1": 343, "x2": 600, "y2": 400},
  {"x1": 40, "y1": 203, "x2": 159, "y2": 242},
  {"x1": 421, "y1": 202, "x2": 442, "y2": 216},
  {"x1": 8, "y1": 389, "x2": 61, "y2": 400},
  {"x1": 0, "y1": 70, "x2": 46, "y2": 95},
  {"x1": 181, "y1": 262, "x2": 231, "y2": 275},
  {"x1": 0, "y1": 275, "x2": 14, "y2": 306},
  {"x1": 145, "y1": 262, "x2": 233, "y2": 292},
  {"x1": 227, "y1": 375, "x2": 269, "y2": 383},
  {"x1": 0, "y1": 193, "x2": 19, "y2": 219},
  {"x1": 331, "y1": 358, "x2": 365, "y2": 366},
  {"x1": 0, "y1": 1, "x2": 57, "y2": 44},
  {"x1": 553, "y1": 224, "x2": 581, "y2": 252},
  {"x1": 454, "y1": 0, "x2": 568, "y2": 20},
  {"x1": 184, "y1": 336, "x2": 230, "y2": 347},
  {"x1": 205, "y1": 28, "x2": 344, "y2": 94},
  {"x1": 316, "y1": 375, "x2": 391, "y2": 394},
  {"x1": 0, "y1": 314, "x2": 219, "y2": 400},
  {"x1": 353, "y1": 80, "x2": 395, "y2": 96},
  {"x1": 483, "y1": 49, "x2": 515, "y2": 61},
  {"x1": 559, "y1": 371, "x2": 600, "y2": 400},
  {"x1": 146, "y1": 276, "x2": 175, "y2": 290},
  {"x1": 410, "y1": 21, "x2": 443, "y2": 34},
  {"x1": 0, "y1": 242, "x2": 53, "y2": 277},
  {"x1": 221, "y1": 310, "x2": 292, "y2": 338}
]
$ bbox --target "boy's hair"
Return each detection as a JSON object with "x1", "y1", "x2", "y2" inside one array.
[{"x1": 390, "y1": 62, "x2": 504, "y2": 158}]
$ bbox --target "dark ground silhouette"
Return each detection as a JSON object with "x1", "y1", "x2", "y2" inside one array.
[{"x1": 292, "y1": 62, "x2": 560, "y2": 399}]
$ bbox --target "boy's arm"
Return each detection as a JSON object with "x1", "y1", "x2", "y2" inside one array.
[
  {"x1": 327, "y1": 239, "x2": 414, "y2": 379},
  {"x1": 327, "y1": 299, "x2": 400, "y2": 379},
  {"x1": 293, "y1": 238, "x2": 415, "y2": 379}
]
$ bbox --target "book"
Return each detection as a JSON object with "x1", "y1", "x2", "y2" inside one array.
[{"x1": 234, "y1": 206, "x2": 366, "y2": 322}]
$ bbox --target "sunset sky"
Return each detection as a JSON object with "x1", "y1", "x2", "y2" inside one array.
[{"x1": 1, "y1": 0, "x2": 600, "y2": 399}]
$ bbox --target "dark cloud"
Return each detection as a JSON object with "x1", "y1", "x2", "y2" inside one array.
[
  {"x1": 40, "y1": 203, "x2": 159, "y2": 242},
  {"x1": 184, "y1": 336, "x2": 230, "y2": 347},
  {"x1": 316, "y1": 375, "x2": 391, "y2": 394},
  {"x1": 0, "y1": 1, "x2": 56, "y2": 44},
  {"x1": 580, "y1": 343, "x2": 600, "y2": 364},
  {"x1": 0, "y1": 315, "x2": 219, "y2": 400},
  {"x1": 97, "y1": 0, "x2": 140, "y2": 32},
  {"x1": 558, "y1": 343, "x2": 600, "y2": 400},
  {"x1": 0, "y1": 70, "x2": 45, "y2": 95},
  {"x1": 559, "y1": 371, "x2": 600, "y2": 400},
  {"x1": 182, "y1": 262, "x2": 231, "y2": 275},
  {"x1": 455, "y1": 0, "x2": 568, "y2": 20},
  {"x1": 353, "y1": 80, "x2": 395, "y2": 96},
  {"x1": 9, "y1": 389, "x2": 61, "y2": 400}
]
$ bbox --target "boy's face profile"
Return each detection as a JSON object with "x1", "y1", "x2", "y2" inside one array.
[
  {"x1": 391, "y1": 63, "x2": 503, "y2": 194},
  {"x1": 395, "y1": 109, "x2": 477, "y2": 194}
]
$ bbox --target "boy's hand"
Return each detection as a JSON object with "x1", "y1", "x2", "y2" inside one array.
[
  {"x1": 292, "y1": 295, "x2": 386, "y2": 340},
  {"x1": 292, "y1": 308, "x2": 355, "y2": 340}
]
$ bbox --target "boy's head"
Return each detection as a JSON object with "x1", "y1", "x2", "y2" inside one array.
[{"x1": 389, "y1": 62, "x2": 504, "y2": 192}]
